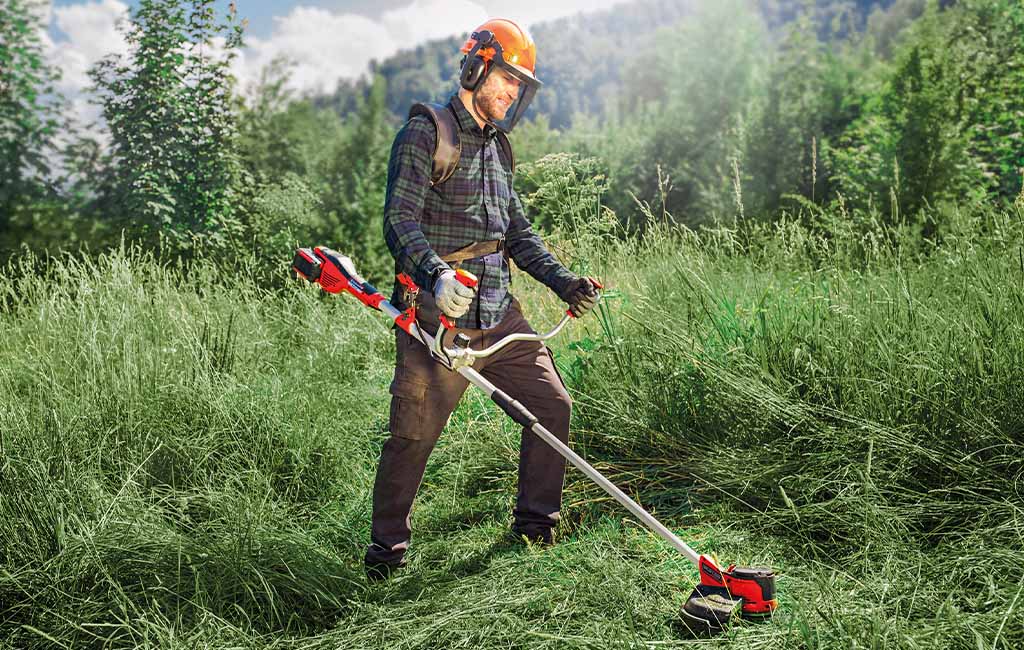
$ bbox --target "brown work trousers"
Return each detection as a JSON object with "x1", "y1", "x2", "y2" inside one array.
[{"x1": 364, "y1": 297, "x2": 572, "y2": 566}]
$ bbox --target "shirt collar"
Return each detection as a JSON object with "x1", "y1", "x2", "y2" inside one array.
[{"x1": 449, "y1": 93, "x2": 495, "y2": 138}]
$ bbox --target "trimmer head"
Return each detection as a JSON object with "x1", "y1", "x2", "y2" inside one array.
[
  {"x1": 680, "y1": 555, "x2": 777, "y2": 635},
  {"x1": 679, "y1": 584, "x2": 742, "y2": 635}
]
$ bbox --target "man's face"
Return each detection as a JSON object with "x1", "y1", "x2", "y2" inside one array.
[{"x1": 475, "y1": 65, "x2": 522, "y2": 123}]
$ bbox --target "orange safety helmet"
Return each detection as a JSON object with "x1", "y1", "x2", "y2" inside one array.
[
  {"x1": 460, "y1": 18, "x2": 538, "y2": 81},
  {"x1": 458, "y1": 18, "x2": 542, "y2": 133}
]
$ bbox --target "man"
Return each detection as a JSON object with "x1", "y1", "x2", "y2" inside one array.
[{"x1": 365, "y1": 17, "x2": 600, "y2": 581}]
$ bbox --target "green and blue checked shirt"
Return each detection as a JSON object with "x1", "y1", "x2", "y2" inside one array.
[{"x1": 383, "y1": 94, "x2": 576, "y2": 330}]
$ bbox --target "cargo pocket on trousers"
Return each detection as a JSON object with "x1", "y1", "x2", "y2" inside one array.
[
  {"x1": 544, "y1": 347, "x2": 573, "y2": 405},
  {"x1": 388, "y1": 377, "x2": 428, "y2": 440}
]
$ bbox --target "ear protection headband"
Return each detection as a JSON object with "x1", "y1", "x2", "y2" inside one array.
[{"x1": 460, "y1": 30, "x2": 496, "y2": 92}]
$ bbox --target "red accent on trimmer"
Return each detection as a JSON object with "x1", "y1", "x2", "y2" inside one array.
[
  {"x1": 397, "y1": 273, "x2": 419, "y2": 293},
  {"x1": 454, "y1": 268, "x2": 479, "y2": 288},
  {"x1": 395, "y1": 307, "x2": 417, "y2": 335},
  {"x1": 313, "y1": 253, "x2": 350, "y2": 295},
  {"x1": 310, "y1": 246, "x2": 385, "y2": 310},
  {"x1": 698, "y1": 554, "x2": 777, "y2": 617}
]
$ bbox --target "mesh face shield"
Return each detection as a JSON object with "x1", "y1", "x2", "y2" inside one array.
[{"x1": 464, "y1": 34, "x2": 542, "y2": 133}]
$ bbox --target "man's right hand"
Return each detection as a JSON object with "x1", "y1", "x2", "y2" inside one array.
[{"x1": 433, "y1": 269, "x2": 476, "y2": 318}]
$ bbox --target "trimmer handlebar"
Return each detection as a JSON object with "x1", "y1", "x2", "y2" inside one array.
[{"x1": 291, "y1": 247, "x2": 600, "y2": 371}]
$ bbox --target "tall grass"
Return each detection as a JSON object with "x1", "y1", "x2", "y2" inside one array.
[
  {"x1": 1, "y1": 201, "x2": 1022, "y2": 648},
  {"x1": 562, "y1": 201, "x2": 1024, "y2": 647}
]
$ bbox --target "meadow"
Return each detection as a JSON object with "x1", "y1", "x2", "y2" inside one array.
[{"x1": 2, "y1": 200, "x2": 1022, "y2": 649}]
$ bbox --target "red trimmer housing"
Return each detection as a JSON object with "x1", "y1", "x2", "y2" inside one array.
[
  {"x1": 679, "y1": 555, "x2": 776, "y2": 635},
  {"x1": 697, "y1": 554, "x2": 777, "y2": 616},
  {"x1": 291, "y1": 247, "x2": 385, "y2": 310}
]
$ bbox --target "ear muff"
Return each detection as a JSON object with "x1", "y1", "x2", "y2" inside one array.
[
  {"x1": 459, "y1": 56, "x2": 487, "y2": 91},
  {"x1": 459, "y1": 30, "x2": 494, "y2": 92}
]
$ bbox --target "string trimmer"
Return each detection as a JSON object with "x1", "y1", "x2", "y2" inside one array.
[{"x1": 291, "y1": 246, "x2": 778, "y2": 634}]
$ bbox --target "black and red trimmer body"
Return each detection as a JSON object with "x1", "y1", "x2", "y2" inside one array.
[
  {"x1": 698, "y1": 554, "x2": 777, "y2": 616},
  {"x1": 679, "y1": 555, "x2": 777, "y2": 634}
]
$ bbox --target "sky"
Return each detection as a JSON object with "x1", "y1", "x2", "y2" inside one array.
[{"x1": 41, "y1": 0, "x2": 631, "y2": 135}]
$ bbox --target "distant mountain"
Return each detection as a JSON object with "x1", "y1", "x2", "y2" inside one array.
[{"x1": 313, "y1": 0, "x2": 899, "y2": 129}]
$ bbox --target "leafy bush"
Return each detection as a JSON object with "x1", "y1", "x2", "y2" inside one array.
[{"x1": 89, "y1": 0, "x2": 247, "y2": 254}]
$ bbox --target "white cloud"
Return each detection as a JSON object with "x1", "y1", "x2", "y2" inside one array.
[
  {"x1": 235, "y1": 7, "x2": 394, "y2": 96},
  {"x1": 380, "y1": 0, "x2": 488, "y2": 50},
  {"x1": 49, "y1": 0, "x2": 130, "y2": 96},
  {"x1": 41, "y1": 0, "x2": 635, "y2": 133},
  {"x1": 234, "y1": 1, "x2": 489, "y2": 97}
]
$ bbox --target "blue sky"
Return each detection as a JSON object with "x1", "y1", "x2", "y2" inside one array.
[
  {"x1": 52, "y1": 1, "x2": 294, "y2": 39},
  {"x1": 49, "y1": 0, "x2": 619, "y2": 40},
  {"x1": 42, "y1": 0, "x2": 630, "y2": 133}
]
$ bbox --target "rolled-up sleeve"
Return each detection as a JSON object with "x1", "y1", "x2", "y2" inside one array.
[
  {"x1": 505, "y1": 186, "x2": 576, "y2": 297},
  {"x1": 382, "y1": 117, "x2": 450, "y2": 291}
]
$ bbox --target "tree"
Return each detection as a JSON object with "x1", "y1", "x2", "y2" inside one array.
[
  {"x1": 610, "y1": 0, "x2": 770, "y2": 226},
  {"x1": 90, "y1": 0, "x2": 246, "y2": 253},
  {"x1": 830, "y1": 3, "x2": 984, "y2": 227},
  {"x1": 954, "y1": 0, "x2": 1024, "y2": 201},
  {"x1": 319, "y1": 75, "x2": 394, "y2": 280},
  {"x1": 0, "y1": 0, "x2": 62, "y2": 232}
]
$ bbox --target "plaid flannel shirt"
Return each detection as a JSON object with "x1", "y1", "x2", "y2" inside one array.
[{"x1": 383, "y1": 94, "x2": 576, "y2": 330}]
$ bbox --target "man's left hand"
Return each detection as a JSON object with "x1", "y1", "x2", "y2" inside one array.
[{"x1": 559, "y1": 276, "x2": 600, "y2": 318}]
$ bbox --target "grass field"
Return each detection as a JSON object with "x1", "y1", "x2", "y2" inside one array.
[{"x1": 2, "y1": 205, "x2": 1023, "y2": 648}]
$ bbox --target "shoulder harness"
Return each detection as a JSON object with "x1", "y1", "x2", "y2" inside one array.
[{"x1": 408, "y1": 102, "x2": 515, "y2": 186}]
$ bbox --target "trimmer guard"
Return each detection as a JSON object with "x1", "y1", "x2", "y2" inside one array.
[{"x1": 697, "y1": 554, "x2": 777, "y2": 617}]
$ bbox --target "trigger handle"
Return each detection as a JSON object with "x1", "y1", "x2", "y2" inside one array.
[{"x1": 455, "y1": 269, "x2": 478, "y2": 289}]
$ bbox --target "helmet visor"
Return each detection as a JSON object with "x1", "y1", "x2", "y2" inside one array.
[{"x1": 473, "y1": 59, "x2": 541, "y2": 133}]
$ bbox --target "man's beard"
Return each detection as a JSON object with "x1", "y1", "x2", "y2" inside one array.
[{"x1": 475, "y1": 90, "x2": 511, "y2": 124}]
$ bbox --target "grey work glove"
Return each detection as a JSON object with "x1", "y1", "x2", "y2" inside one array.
[
  {"x1": 558, "y1": 276, "x2": 600, "y2": 318},
  {"x1": 433, "y1": 269, "x2": 476, "y2": 318}
]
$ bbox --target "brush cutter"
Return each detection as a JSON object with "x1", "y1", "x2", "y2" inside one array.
[{"x1": 291, "y1": 246, "x2": 778, "y2": 634}]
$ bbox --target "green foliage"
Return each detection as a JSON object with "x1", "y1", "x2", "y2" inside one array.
[
  {"x1": 827, "y1": 1, "x2": 1024, "y2": 226},
  {"x1": 241, "y1": 172, "x2": 322, "y2": 283},
  {"x1": 608, "y1": 0, "x2": 770, "y2": 224},
  {"x1": 90, "y1": 0, "x2": 247, "y2": 253},
  {"x1": 834, "y1": 19, "x2": 980, "y2": 225},
  {"x1": 518, "y1": 153, "x2": 608, "y2": 233},
  {"x1": 239, "y1": 57, "x2": 347, "y2": 184},
  {"x1": 518, "y1": 152, "x2": 618, "y2": 276},
  {"x1": 238, "y1": 67, "x2": 394, "y2": 281},
  {"x1": 0, "y1": 0, "x2": 62, "y2": 233},
  {"x1": 318, "y1": 75, "x2": 394, "y2": 281},
  {"x1": 742, "y1": 10, "x2": 864, "y2": 216},
  {"x1": 954, "y1": 0, "x2": 1024, "y2": 200},
  {"x1": 865, "y1": 0, "x2": 928, "y2": 59}
]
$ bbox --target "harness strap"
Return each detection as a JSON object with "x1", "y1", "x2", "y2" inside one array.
[
  {"x1": 409, "y1": 103, "x2": 462, "y2": 186},
  {"x1": 408, "y1": 101, "x2": 516, "y2": 186},
  {"x1": 440, "y1": 237, "x2": 507, "y2": 267}
]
